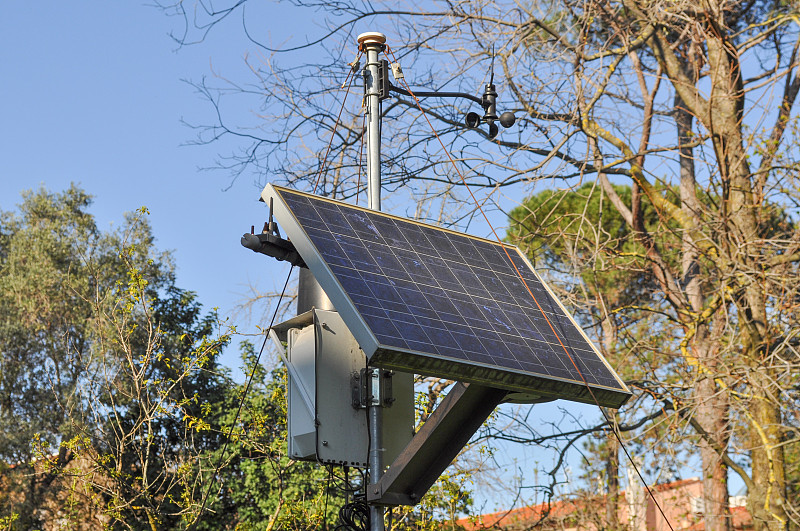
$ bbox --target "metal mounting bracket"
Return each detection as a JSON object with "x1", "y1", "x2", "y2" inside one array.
[
  {"x1": 241, "y1": 198, "x2": 307, "y2": 267},
  {"x1": 367, "y1": 383, "x2": 508, "y2": 506}
]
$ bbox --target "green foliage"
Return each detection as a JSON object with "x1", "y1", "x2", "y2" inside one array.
[
  {"x1": 506, "y1": 182, "x2": 664, "y2": 326},
  {"x1": 0, "y1": 186, "x2": 99, "y2": 462},
  {"x1": 0, "y1": 185, "x2": 471, "y2": 529},
  {"x1": 187, "y1": 343, "x2": 344, "y2": 530},
  {"x1": 507, "y1": 182, "x2": 684, "y2": 498},
  {"x1": 392, "y1": 470, "x2": 473, "y2": 530},
  {"x1": 0, "y1": 185, "x2": 243, "y2": 529}
]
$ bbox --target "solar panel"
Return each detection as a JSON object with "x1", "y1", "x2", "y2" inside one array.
[{"x1": 263, "y1": 185, "x2": 631, "y2": 408}]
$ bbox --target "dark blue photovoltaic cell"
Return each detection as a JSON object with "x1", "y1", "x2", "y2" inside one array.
[{"x1": 273, "y1": 187, "x2": 630, "y2": 406}]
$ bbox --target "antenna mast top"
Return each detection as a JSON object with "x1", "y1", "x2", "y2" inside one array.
[
  {"x1": 357, "y1": 31, "x2": 386, "y2": 212},
  {"x1": 357, "y1": 31, "x2": 386, "y2": 51}
]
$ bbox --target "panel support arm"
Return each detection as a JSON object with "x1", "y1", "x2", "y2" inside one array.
[{"x1": 367, "y1": 383, "x2": 508, "y2": 506}]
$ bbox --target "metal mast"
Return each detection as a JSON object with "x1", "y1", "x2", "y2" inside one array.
[
  {"x1": 358, "y1": 30, "x2": 387, "y2": 531},
  {"x1": 361, "y1": 32, "x2": 385, "y2": 211}
]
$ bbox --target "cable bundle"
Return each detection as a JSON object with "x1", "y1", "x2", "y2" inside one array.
[{"x1": 336, "y1": 497, "x2": 369, "y2": 530}]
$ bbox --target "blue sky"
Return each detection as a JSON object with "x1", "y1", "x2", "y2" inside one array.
[{"x1": 1, "y1": 2, "x2": 297, "y2": 349}]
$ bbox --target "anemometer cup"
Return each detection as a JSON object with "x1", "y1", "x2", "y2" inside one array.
[
  {"x1": 465, "y1": 112, "x2": 482, "y2": 129},
  {"x1": 499, "y1": 111, "x2": 516, "y2": 128}
]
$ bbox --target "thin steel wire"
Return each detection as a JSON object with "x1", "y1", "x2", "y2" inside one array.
[
  {"x1": 356, "y1": 112, "x2": 366, "y2": 205},
  {"x1": 383, "y1": 44, "x2": 676, "y2": 531},
  {"x1": 314, "y1": 52, "x2": 362, "y2": 195},
  {"x1": 189, "y1": 265, "x2": 295, "y2": 530}
]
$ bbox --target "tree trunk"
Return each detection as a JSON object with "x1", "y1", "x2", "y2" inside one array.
[
  {"x1": 605, "y1": 423, "x2": 621, "y2": 530},
  {"x1": 677, "y1": 92, "x2": 731, "y2": 531},
  {"x1": 704, "y1": 30, "x2": 788, "y2": 528},
  {"x1": 652, "y1": 10, "x2": 788, "y2": 528},
  {"x1": 747, "y1": 361, "x2": 787, "y2": 530},
  {"x1": 601, "y1": 317, "x2": 621, "y2": 529}
]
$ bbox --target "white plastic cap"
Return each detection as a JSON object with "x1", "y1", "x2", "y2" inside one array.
[{"x1": 357, "y1": 32, "x2": 387, "y2": 50}]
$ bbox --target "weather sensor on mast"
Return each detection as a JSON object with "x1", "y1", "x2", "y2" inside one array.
[{"x1": 242, "y1": 32, "x2": 631, "y2": 531}]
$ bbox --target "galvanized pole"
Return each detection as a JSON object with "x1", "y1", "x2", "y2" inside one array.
[
  {"x1": 360, "y1": 32, "x2": 384, "y2": 212},
  {"x1": 357, "y1": 30, "x2": 386, "y2": 531}
]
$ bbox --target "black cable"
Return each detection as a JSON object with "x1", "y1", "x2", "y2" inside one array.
[
  {"x1": 329, "y1": 466, "x2": 362, "y2": 494},
  {"x1": 188, "y1": 265, "x2": 295, "y2": 530},
  {"x1": 337, "y1": 495, "x2": 370, "y2": 531},
  {"x1": 388, "y1": 83, "x2": 483, "y2": 106},
  {"x1": 332, "y1": 466, "x2": 370, "y2": 530},
  {"x1": 324, "y1": 465, "x2": 333, "y2": 528},
  {"x1": 345, "y1": 466, "x2": 350, "y2": 507}
]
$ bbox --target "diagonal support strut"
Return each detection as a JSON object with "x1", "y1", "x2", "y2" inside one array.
[{"x1": 367, "y1": 382, "x2": 507, "y2": 506}]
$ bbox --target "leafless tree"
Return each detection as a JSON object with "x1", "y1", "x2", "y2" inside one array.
[{"x1": 159, "y1": 1, "x2": 800, "y2": 529}]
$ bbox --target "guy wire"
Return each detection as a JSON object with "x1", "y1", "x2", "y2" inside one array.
[
  {"x1": 189, "y1": 265, "x2": 295, "y2": 530},
  {"x1": 314, "y1": 51, "x2": 363, "y2": 195},
  {"x1": 383, "y1": 43, "x2": 675, "y2": 531}
]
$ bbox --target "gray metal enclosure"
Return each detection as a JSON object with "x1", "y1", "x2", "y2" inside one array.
[{"x1": 271, "y1": 309, "x2": 414, "y2": 466}]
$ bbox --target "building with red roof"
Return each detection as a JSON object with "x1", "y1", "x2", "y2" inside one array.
[{"x1": 456, "y1": 478, "x2": 751, "y2": 530}]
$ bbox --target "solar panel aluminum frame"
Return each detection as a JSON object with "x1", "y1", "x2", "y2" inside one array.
[{"x1": 262, "y1": 184, "x2": 631, "y2": 409}]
